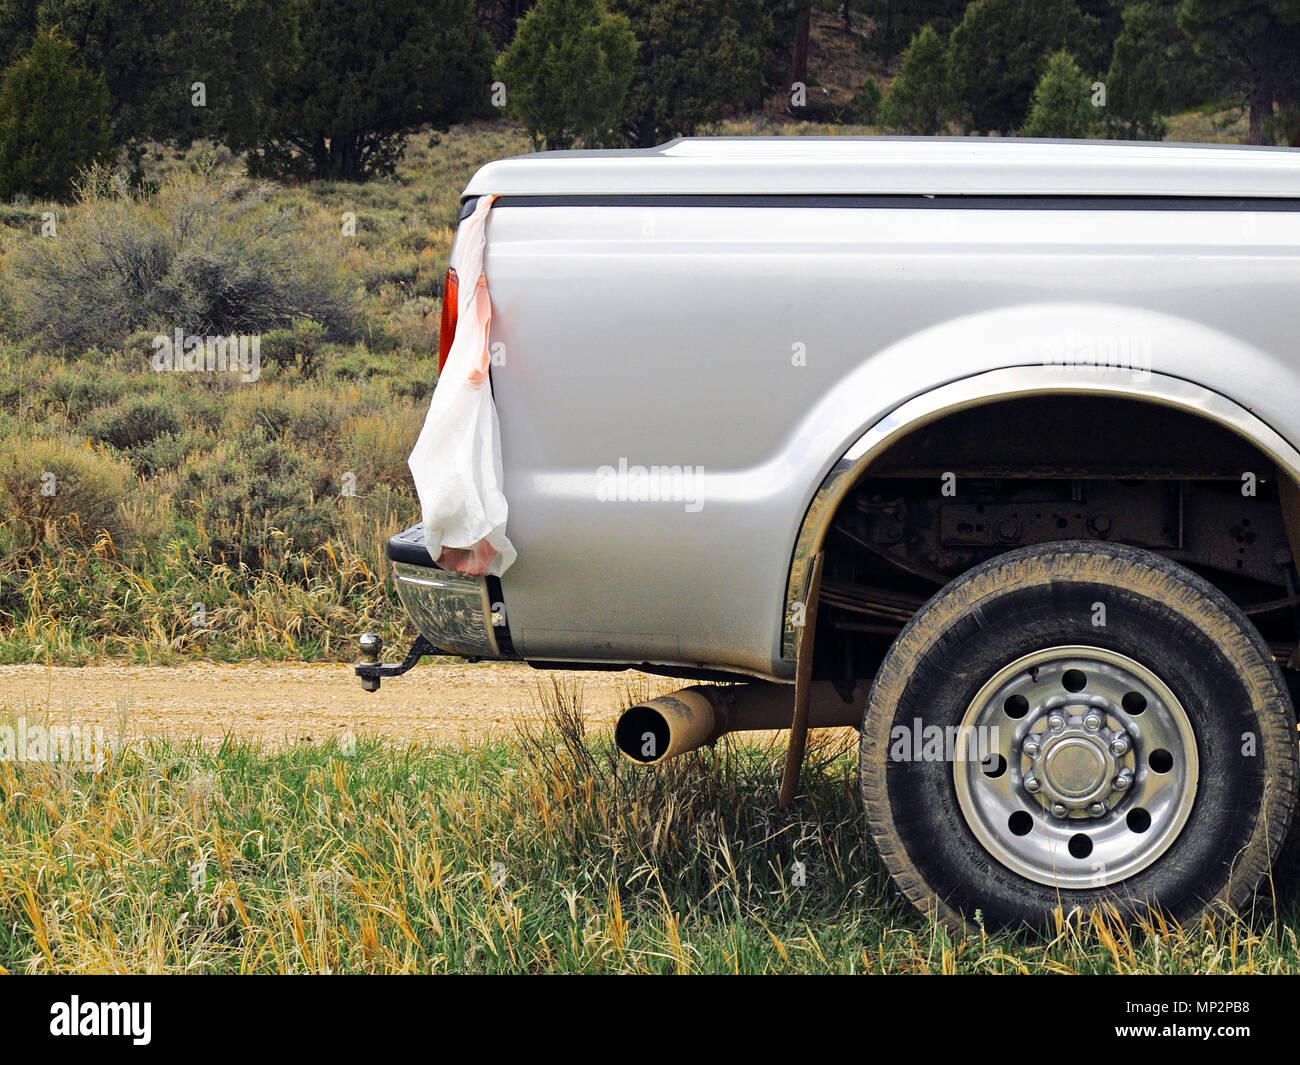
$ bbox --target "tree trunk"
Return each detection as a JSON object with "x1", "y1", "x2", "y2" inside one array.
[
  {"x1": 1246, "y1": 31, "x2": 1274, "y2": 145},
  {"x1": 792, "y1": 6, "x2": 810, "y2": 90},
  {"x1": 326, "y1": 134, "x2": 363, "y2": 179},
  {"x1": 1249, "y1": 82, "x2": 1271, "y2": 144},
  {"x1": 1276, "y1": 25, "x2": 1300, "y2": 146},
  {"x1": 634, "y1": 116, "x2": 657, "y2": 150},
  {"x1": 310, "y1": 137, "x2": 331, "y2": 177}
]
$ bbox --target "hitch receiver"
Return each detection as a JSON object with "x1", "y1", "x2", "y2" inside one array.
[{"x1": 354, "y1": 633, "x2": 437, "y2": 692}]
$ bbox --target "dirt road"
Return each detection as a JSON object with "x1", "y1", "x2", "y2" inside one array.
[{"x1": 0, "y1": 661, "x2": 676, "y2": 746}]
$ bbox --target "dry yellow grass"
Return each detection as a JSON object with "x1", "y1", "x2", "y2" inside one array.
[{"x1": 1, "y1": 679, "x2": 1297, "y2": 974}]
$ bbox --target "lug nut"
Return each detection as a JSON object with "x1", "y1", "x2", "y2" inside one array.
[
  {"x1": 1023, "y1": 739, "x2": 1040, "y2": 758},
  {"x1": 1114, "y1": 772, "x2": 1132, "y2": 791},
  {"x1": 1048, "y1": 715, "x2": 1065, "y2": 732},
  {"x1": 1088, "y1": 802, "x2": 1107, "y2": 818},
  {"x1": 1084, "y1": 712, "x2": 1103, "y2": 731},
  {"x1": 1110, "y1": 734, "x2": 1130, "y2": 756},
  {"x1": 1051, "y1": 802, "x2": 1068, "y2": 819},
  {"x1": 1024, "y1": 774, "x2": 1041, "y2": 793}
]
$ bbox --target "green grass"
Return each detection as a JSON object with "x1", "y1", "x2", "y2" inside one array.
[{"x1": 2, "y1": 686, "x2": 1298, "y2": 974}]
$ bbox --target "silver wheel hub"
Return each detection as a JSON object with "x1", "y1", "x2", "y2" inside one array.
[
  {"x1": 953, "y1": 646, "x2": 1199, "y2": 889},
  {"x1": 1029, "y1": 715, "x2": 1126, "y2": 814}
]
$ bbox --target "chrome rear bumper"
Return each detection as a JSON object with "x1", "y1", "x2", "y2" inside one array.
[{"x1": 392, "y1": 561, "x2": 502, "y2": 659}]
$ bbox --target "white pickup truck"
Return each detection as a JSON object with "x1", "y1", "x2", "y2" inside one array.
[{"x1": 358, "y1": 137, "x2": 1300, "y2": 932}]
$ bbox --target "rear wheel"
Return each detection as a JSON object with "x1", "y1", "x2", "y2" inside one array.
[{"x1": 860, "y1": 540, "x2": 1297, "y2": 931}]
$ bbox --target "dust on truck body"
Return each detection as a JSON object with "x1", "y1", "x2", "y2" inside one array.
[{"x1": 358, "y1": 137, "x2": 1300, "y2": 931}]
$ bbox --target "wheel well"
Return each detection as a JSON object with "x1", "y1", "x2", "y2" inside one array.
[{"x1": 810, "y1": 394, "x2": 1300, "y2": 682}]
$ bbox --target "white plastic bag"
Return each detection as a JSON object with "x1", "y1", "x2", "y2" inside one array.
[{"x1": 408, "y1": 195, "x2": 517, "y2": 577}]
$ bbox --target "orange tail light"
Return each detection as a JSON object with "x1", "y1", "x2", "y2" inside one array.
[{"x1": 438, "y1": 266, "x2": 459, "y2": 372}]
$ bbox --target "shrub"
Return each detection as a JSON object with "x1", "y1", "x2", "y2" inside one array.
[
  {"x1": 172, "y1": 388, "x2": 227, "y2": 433},
  {"x1": 329, "y1": 347, "x2": 403, "y2": 382},
  {"x1": 0, "y1": 432, "x2": 135, "y2": 550},
  {"x1": 86, "y1": 394, "x2": 183, "y2": 452},
  {"x1": 259, "y1": 320, "x2": 328, "y2": 378},
  {"x1": 178, "y1": 434, "x2": 334, "y2": 567},
  {"x1": 389, "y1": 367, "x2": 436, "y2": 402},
  {"x1": 126, "y1": 429, "x2": 202, "y2": 476},
  {"x1": 43, "y1": 366, "x2": 139, "y2": 422},
  {"x1": 0, "y1": 31, "x2": 112, "y2": 201},
  {"x1": 340, "y1": 408, "x2": 425, "y2": 492},
  {"x1": 84, "y1": 394, "x2": 210, "y2": 475},
  {"x1": 223, "y1": 382, "x2": 364, "y2": 452},
  {"x1": 229, "y1": 393, "x2": 294, "y2": 441},
  {"x1": 8, "y1": 164, "x2": 356, "y2": 354},
  {"x1": 853, "y1": 78, "x2": 883, "y2": 125}
]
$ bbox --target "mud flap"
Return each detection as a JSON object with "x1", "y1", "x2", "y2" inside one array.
[{"x1": 779, "y1": 550, "x2": 825, "y2": 808}]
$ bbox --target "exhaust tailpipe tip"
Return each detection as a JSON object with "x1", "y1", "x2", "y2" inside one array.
[
  {"x1": 613, "y1": 703, "x2": 674, "y2": 764},
  {"x1": 614, "y1": 682, "x2": 867, "y2": 766},
  {"x1": 614, "y1": 689, "x2": 723, "y2": 766}
]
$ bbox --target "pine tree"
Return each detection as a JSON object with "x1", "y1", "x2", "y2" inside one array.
[
  {"x1": 1022, "y1": 50, "x2": 1101, "y2": 139},
  {"x1": 32, "y1": 0, "x2": 275, "y2": 162},
  {"x1": 235, "y1": 0, "x2": 493, "y2": 180},
  {"x1": 614, "y1": 0, "x2": 769, "y2": 147},
  {"x1": 1104, "y1": 2, "x2": 1176, "y2": 141},
  {"x1": 0, "y1": 31, "x2": 112, "y2": 200},
  {"x1": 496, "y1": 0, "x2": 637, "y2": 150},
  {"x1": 1178, "y1": 0, "x2": 1300, "y2": 145},
  {"x1": 880, "y1": 24, "x2": 955, "y2": 135},
  {"x1": 950, "y1": 0, "x2": 1090, "y2": 134}
]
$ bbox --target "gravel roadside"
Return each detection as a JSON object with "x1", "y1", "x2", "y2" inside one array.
[{"x1": 0, "y1": 661, "x2": 675, "y2": 746}]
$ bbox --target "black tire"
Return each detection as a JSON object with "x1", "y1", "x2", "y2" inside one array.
[{"x1": 860, "y1": 540, "x2": 1298, "y2": 932}]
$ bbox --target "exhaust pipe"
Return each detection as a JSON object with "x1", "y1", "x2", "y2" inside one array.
[{"x1": 614, "y1": 682, "x2": 866, "y2": 766}]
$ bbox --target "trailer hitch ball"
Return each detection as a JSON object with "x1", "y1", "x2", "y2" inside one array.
[
  {"x1": 358, "y1": 632, "x2": 382, "y2": 692},
  {"x1": 354, "y1": 632, "x2": 435, "y2": 692}
]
